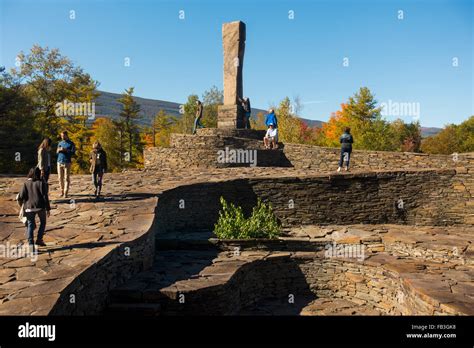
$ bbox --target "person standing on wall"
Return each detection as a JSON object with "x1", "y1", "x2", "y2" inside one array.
[
  {"x1": 89, "y1": 141, "x2": 108, "y2": 198},
  {"x1": 238, "y1": 96, "x2": 251, "y2": 129},
  {"x1": 337, "y1": 127, "x2": 354, "y2": 172},
  {"x1": 265, "y1": 108, "x2": 278, "y2": 129},
  {"x1": 37, "y1": 137, "x2": 52, "y2": 183},
  {"x1": 192, "y1": 100, "x2": 204, "y2": 134},
  {"x1": 56, "y1": 131, "x2": 76, "y2": 198}
]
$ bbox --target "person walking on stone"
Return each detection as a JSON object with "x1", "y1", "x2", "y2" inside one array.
[
  {"x1": 56, "y1": 131, "x2": 76, "y2": 198},
  {"x1": 37, "y1": 137, "x2": 52, "y2": 183},
  {"x1": 192, "y1": 100, "x2": 204, "y2": 134},
  {"x1": 337, "y1": 127, "x2": 354, "y2": 172},
  {"x1": 238, "y1": 96, "x2": 251, "y2": 129},
  {"x1": 17, "y1": 167, "x2": 51, "y2": 248},
  {"x1": 89, "y1": 141, "x2": 108, "y2": 197},
  {"x1": 265, "y1": 108, "x2": 278, "y2": 129}
]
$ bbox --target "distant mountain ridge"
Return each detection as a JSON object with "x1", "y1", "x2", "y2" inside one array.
[{"x1": 94, "y1": 90, "x2": 440, "y2": 137}]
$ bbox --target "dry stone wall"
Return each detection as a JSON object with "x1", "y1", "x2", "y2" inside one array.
[
  {"x1": 145, "y1": 132, "x2": 472, "y2": 174},
  {"x1": 154, "y1": 169, "x2": 472, "y2": 236}
]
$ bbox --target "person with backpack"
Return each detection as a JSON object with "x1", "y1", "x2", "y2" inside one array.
[
  {"x1": 89, "y1": 141, "x2": 108, "y2": 197},
  {"x1": 37, "y1": 137, "x2": 52, "y2": 183},
  {"x1": 17, "y1": 167, "x2": 51, "y2": 247},
  {"x1": 56, "y1": 131, "x2": 76, "y2": 198},
  {"x1": 337, "y1": 127, "x2": 354, "y2": 172}
]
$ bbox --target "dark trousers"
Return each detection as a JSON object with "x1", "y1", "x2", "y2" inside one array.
[
  {"x1": 25, "y1": 210, "x2": 47, "y2": 245},
  {"x1": 92, "y1": 170, "x2": 104, "y2": 190},
  {"x1": 244, "y1": 112, "x2": 251, "y2": 129},
  {"x1": 339, "y1": 149, "x2": 351, "y2": 167},
  {"x1": 42, "y1": 167, "x2": 50, "y2": 182}
]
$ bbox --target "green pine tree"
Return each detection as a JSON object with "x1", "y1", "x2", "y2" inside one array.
[{"x1": 117, "y1": 87, "x2": 142, "y2": 166}]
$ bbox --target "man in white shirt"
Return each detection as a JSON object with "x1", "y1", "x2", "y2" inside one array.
[{"x1": 264, "y1": 123, "x2": 278, "y2": 149}]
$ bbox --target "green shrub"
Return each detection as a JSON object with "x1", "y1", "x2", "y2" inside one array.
[{"x1": 214, "y1": 197, "x2": 281, "y2": 239}]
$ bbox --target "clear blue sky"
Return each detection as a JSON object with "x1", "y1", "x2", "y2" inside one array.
[{"x1": 1, "y1": 0, "x2": 472, "y2": 127}]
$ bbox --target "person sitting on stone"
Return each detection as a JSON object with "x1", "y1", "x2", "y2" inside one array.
[
  {"x1": 337, "y1": 127, "x2": 354, "y2": 172},
  {"x1": 265, "y1": 108, "x2": 278, "y2": 129},
  {"x1": 238, "y1": 96, "x2": 251, "y2": 129},
  {"x1": 192, "y1": 100, "x2": 204, "y2": 134},
  {"x1": 264, "y1": 123, "x2": 278, "y2": 149}
]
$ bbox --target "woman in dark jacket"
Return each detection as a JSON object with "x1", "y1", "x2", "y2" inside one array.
[
  {"x1": 89, "y1": 141, "x2": 108, "y2": 197},
  {"x1": 337, "y1": 127, "x2": 354, "y2": 172},
  {"x1": 17, "y1": 167, "x2": 51, "y2": 247}
]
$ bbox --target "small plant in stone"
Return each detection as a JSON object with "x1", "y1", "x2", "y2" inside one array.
[
  {"x1": 214, "y1": 197, "x2": 281, "y2": 239},
  {"x1": 213, "y1": 197, "x2": 247, "y2": 239}
]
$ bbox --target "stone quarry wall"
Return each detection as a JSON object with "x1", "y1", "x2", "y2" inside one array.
[{"x1": 154, "y1": 168, "x2": 472, "y2": 236}]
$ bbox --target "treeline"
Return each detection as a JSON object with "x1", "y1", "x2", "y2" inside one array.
[
  {"x1": 250, "y1": 88, "x2": 423, "y2": 153},
  {"x1": 420, "y1": 117, "x2": 474, "y2": 154},
  {"x1": 1, "y1": 45, "x2": 472, "y2": 175},
  {"x1": 0, "y1": 46, "x2": 223, "y2": 174}
]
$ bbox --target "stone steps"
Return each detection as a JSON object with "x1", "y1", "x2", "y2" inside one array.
[
  {"x1": 170, "y1": 133, "x2": 273, "y2": 150},
  {"x1": 195, "y1": 128, "x2": 266, "y2": 139},
  {"x1": 144, "y1": 147, "x2": 292, "y2": 170}
]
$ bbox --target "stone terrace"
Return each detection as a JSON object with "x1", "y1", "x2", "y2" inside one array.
[{"x1": 0, "y1": 154, "x2": 472, "y2": 315}]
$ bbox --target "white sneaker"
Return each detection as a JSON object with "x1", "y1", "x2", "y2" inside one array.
[
  {"x1": 345, "y1": 166, "x2": 349, "y2": 171},
  {"x1": 337, "y1": 167, "x2": 341, "y2": 172}
]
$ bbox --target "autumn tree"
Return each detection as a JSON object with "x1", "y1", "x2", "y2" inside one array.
[
  {"x1": 275, "y1": 97, "x2": 305, "y2": 143},
  {"x1": 90, "y1": 118, "x2": 122, "y2": 172},
  {"x1": 251, "y1": 111, "x2": 266, "y2": 130},
  {"x1": 149, "y1": 110, "x2": 177, "y2": 147},
  {"x1": 9, "y1": 45, "x2": 97, "y2": 141},
  {"x1": 0, "y1": 67, "x2": 39, "y2": 173},
  {"x1": 202, "y1": 85, "x2": 223, "y2": 128},
  {"x1": 421, "y1": 116, "x2": 473, "y2": 154},
  {"x1": 176, "y1": 94, "x2": 199, "y2": 134}
]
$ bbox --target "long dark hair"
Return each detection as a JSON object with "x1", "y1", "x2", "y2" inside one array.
[
  {"x1": 38, "y1": 137, "x2": 52, "y2": 150},
  {"x1": 27, "y1": 167, "x2": 41, "y2": 181}
]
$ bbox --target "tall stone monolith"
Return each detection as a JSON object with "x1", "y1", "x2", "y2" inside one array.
[{"x1": 218, "y1": 21, "x2": 246, "y2": 129}]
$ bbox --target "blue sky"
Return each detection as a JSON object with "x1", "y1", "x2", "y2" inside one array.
[{"x1": 1, "y1": 0, "x2": 472, "y2": 127}]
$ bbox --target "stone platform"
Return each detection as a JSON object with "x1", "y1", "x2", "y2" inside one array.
[
  {"x1": 144, "y1": 128, "x2": 291, "y2": 170},
  {"x1": 0, "y1": 150, "x2": 472, "y2": 315}
]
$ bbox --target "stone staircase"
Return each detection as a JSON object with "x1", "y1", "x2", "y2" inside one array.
[
  {"x1": 144, "y1": 128, "x2": 293, "y2": 170},
  {"x1": 104, "y1": 229, "x2": 317, "y2": 316}
]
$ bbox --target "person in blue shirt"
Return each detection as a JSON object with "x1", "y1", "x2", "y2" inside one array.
[
  {"x1": 265, "y1": 108, "x2": 278, "y2": 128},
  {"x1": 56, "y1": 131, "x2": 76, "y2": 198},
  {"x1": 337, "y1": 127, "x2": 354, "y2": 172}
]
